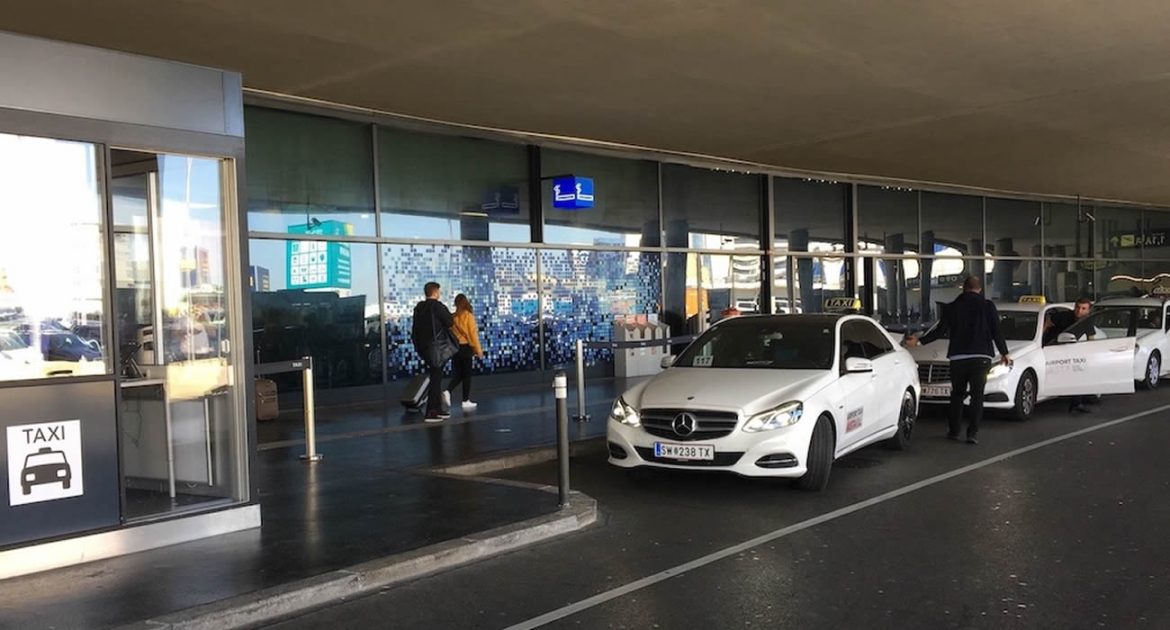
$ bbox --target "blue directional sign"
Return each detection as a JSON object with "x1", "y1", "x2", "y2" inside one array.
[{"x1": 552, "y1": 176, "x2": 594, "y2": 210}]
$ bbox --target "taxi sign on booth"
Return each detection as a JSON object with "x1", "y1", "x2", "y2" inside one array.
[
  {"x1": 823, "y1": 297, "x2": 862, "y2": 313},
  {"x1": 1018, "y1": 295, "x2": 1047, "y2": 305}
]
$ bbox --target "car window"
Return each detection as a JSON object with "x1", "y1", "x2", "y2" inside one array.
[
  {"x1": 840, "y1": 320, "x2": 893, "y2": 360},
  {"x1": 998, "y1": 311, "x2": 1039, "y2": 341},
  {"x1": 24, "y1": 451, "x2": 67, "y2": 467},
  {"x1": 1067, "y1": 308, "x2": 1135, "y2": 340},
  {"x1": 675, "y1": 318, "x2": 836, "y2": 370}
]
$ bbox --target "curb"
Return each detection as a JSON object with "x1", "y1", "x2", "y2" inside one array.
[
  {"x1": 427, "y1": 439, "x2": 598, "y2": 477},
  {"x1": 117, "y1": 489, "x2": 597, "y2": 630}
]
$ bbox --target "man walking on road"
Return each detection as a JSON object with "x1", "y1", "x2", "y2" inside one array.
[
  {"x1": 906, "y1": 276, "x2": 1012, "y2": 444},
  {"x1": 412, "y1": 282, "x2": 455, "y2": 422}
]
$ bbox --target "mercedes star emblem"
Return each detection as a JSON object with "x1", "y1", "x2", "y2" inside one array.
[{"x1": 672, "y1": 412, "x2": 697, "y2": 437}]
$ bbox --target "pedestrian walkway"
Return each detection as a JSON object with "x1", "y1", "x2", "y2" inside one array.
[{"x1": 0, "y1": 376, "x2": 630, "y2": 629}]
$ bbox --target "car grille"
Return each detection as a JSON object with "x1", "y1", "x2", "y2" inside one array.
[
  {"x1": 918, "y1": 362, "x2": 950, "y2": 384},
  {"x1": 634, "y1": 447, "x2": 744, "y2": 467},
  {"x1": 640, "y1": 408, "x2": 739, "y2": 441}
]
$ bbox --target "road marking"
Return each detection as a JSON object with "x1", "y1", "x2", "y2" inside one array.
[{"x1": 503, "y1": 403, "x2": 1170, "y2": 630}]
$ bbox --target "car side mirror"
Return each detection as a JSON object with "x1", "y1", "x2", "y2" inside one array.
[
  {"x1": 844, "y1": 357, "x2": 873, "y2": 373},
  {"x1": 660, "y1": 355, "x2": 675, "y2": 369},
  {"x1": 1057, "y1": 331, "x2": 1078, "y2": 344}
]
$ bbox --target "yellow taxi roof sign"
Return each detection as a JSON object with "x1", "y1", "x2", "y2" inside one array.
[
  {"x1": 823, "y1": 296, "x2": 862, "y2": 312},
  {"x1": 1018, "y1": 295, "x2": 1046, "y2": 304}
]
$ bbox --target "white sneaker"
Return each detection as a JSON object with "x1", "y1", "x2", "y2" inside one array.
[
  {"x1": 441, "y1": 390, "x2": 451, "y2": 409},
  {"x1": 461, "y1": 400, "x2": 478, "y2": 410},
  {"x1": 424, "y1": 415, "x2": 444, "y2": 423},
  {"x1": 438, "y1": 409, "x2": 451, "y2": 419}
]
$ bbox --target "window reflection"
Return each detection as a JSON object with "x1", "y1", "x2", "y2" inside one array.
[
  {"x1": 664, "y1": 253, "x2": 758, "y2": 335},
  {"x1": 0, "y1": 134, "x2": 107, "y2": 381},
  {"x1": 662, "y1": 164, "x2": 761, "y2": 251},
  {"x1": 251, "y1": 239, "x2": 382, "y2": 391},
  {"x1": 775, "y1": 178, "x2": 847, "y2": 254},
  {"x1": 776, "y1": 255, "x2": 848, "y2": 315},
  {"x1": 921, "y1": 192, "x2": 982, "y2": 257},
  {"x1": 245, "y1": 107, "x2": 376, "y2": 236},
  {"x1": 379, "y1": 128, "x2": 531, "y2": 242},
  {"x1": 857, "y1": 185, "x2": 918, "y2": 255}
]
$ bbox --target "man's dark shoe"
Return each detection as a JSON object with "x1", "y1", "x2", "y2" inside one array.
[
  {"x1": 966, "y1": 435, "x2": 979, "y2": 445},
  {"x1": 946, "y1": 432, "x2": 961, "y2": 441}
]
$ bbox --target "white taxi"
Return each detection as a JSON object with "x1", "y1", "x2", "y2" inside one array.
[
  {"x1": 908, "y1": 298, "x2": 1137, "y2": 419},
  {"x1": 606, "y1": 313, "x2": 920, "y2": 491},
  {"x1": 1093, "y1": 297, "x2": 1170, "y2": 389}
]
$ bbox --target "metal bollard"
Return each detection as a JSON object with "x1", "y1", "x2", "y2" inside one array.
[
  {"x1": 300, "y1": 356, "x2": 323, "y2": 462},
  {"x1": 574, "y1": 338, "x2": 589, "y2": 422},
  {"x1": 555, "y1": 370, "x2": 570, "y2": 507}
]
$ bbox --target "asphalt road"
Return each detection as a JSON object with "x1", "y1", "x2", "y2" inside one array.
[{"x1": 266, "y1": 389, "x2": 1170, "y2": 629}]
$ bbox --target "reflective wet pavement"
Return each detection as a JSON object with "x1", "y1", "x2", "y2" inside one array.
[{"x1": 265, "y1": 389, "x2": 1170, "y2": 629}]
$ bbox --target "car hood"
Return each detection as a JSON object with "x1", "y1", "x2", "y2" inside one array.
[
  {"x1": 909, "y1": 339, "x2": 1036, "y2": 362},
  {"x1": 627, "y1": 367, "x2": 833, "y2": 417}
]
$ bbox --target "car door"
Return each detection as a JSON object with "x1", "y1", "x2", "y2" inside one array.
[
  {"x1": 854, "y1": 318, "x2": 905, "y2": 426},
  {"x1": 832, "y1": 320, "x2": 882, "y2": 452},
  {"x1": 1043, "y1": 308, "x2": 1137, "y2": 396}
]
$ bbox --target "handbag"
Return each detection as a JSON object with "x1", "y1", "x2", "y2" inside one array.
[{"x1": 425, "y1": 305, "x2": 460, "y2": 367}]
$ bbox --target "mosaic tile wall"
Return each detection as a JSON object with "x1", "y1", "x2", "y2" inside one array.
[
  {"x1": 382, "y1": 244, "x2": 540, "y2": 379},
  {"x1": 541, "y1": 250, "x2": 662, "y2": 367}
]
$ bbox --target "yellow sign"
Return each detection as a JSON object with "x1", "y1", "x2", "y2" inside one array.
[
  {"x1": 824, "y1": 297, "x2": 861, "y2": 312},
  {"x1": 1018, "y1": 295, "x2": 1047, "y2": 304}
]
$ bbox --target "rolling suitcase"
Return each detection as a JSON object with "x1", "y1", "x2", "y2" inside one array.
[
  {"x1": 400, "y1": 374, "x2": 430, "y2": 411},
  {"x1": 255, "y1": 378, "x2": 279, "y2": 421}
]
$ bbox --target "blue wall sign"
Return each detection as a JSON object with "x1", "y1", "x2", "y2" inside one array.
[{"x1": 552, "y1": 176, "x2": 594, "y2": 210}]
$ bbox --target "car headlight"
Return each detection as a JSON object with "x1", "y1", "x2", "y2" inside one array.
[
  {"x1": 988, "y1": 364, "x2": 1012, "y2": 379},
  {"x1": 24, "y1": 473, "x2": 34, "y2": 481},
  {"x1": 57, "y1": 469, "x2": 67, "y2": 477},
  {"x1": 610, "y1": 397, "x2": 641, "y2": 427},
  {"x1": 743, "y1": 401, "x2": 803, "y2": 433}
]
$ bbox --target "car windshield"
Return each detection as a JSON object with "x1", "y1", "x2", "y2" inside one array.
[
  {"x1": 24, "y1": 452, "x2": 66, "y2": 467},
  {"x1": 0, "y1": 331, "x2": 27, "y2": 351},
  {"x1": 674, "y1": 318, "x2": 836, "y2": 369},
  {"x1": 920, "y1": 310, "x2": 1038, "y2": 341}
]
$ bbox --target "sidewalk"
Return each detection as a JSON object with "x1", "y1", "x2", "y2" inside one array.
[{"x1": 0, "y1": 377, "x2": 628, "y2": 629}]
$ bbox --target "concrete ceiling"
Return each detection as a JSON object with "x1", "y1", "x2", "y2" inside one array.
[{"x1": 5, "y1": 1, "x2": 1170, "y2": 205}]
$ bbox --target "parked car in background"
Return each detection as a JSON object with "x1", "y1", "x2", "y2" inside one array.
[{"x1": 1093, "y1": 297, "x2": 1170, "y2": 389}]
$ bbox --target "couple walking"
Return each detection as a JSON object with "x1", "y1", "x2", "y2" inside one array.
[{"x1": 411, "y1": 282, "x2": 484, "y2": 422}]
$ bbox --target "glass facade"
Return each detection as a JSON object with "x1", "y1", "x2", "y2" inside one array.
[{"x1": 240, "y1": 104, "x2": 1170, "y2": 401}]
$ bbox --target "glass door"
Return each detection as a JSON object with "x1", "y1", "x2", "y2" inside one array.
[{"x1": 111, "y1": 148, "x2": 244, "y2": 520}]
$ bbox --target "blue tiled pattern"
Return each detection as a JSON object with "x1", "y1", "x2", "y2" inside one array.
[
  {"x1": 382, "y1": 245, "x2": 539, "y2": 379},
  {"x1": 541, "y1": 250, "x2": 662, "y2": 368}
]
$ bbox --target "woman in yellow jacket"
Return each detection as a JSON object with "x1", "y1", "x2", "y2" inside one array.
[{"x1": 446, "y1": 293, "x2": 484, "y2": 411}]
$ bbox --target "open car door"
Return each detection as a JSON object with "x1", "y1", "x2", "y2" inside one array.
[{"x1": 1044, "y1": 308, "x2": 1137, "y2": 396}]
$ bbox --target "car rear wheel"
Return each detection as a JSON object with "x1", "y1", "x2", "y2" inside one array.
[
  {"x1": 885, "y1": 389, "x2": 915, "y2": 450},
  {"x1": 794, "y1": 415, "x2": 834, "y2": 492},
  {"x1": 1141, "y1": 352, "x2": 1161, "y2": 390},
  {"x1": 1011, "y1": 370, "x2": 1037, "y2": 421}
]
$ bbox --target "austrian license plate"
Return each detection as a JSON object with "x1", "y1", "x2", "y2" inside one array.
[
  {"x1": 923, "y1": 384, "x2": 952, "y2": 398},
  {"x1": 654, "y1": 442, "x2": 715, "y2": 461}
]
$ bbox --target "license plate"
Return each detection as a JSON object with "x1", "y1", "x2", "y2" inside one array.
[
  {"x1": 654, "y1": 442, "x2": 715, "y2": 461},
  {"x1": 923, "y1": 384, "x2": 951, "y2": 398}
]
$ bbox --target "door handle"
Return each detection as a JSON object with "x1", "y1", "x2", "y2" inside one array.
[{"x1": 1110, "y1": 347, "x2": 1130, "y2": 353}]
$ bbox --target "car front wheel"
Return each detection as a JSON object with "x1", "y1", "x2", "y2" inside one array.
[
  {"x1": 795, "y1": 415, "x2": 834, "y2": 492},
  {"x1": 1141, "y1": 352, "x2": 1161, "y2": 390},
  {"x1": 1012, "y1": 370, "x2": 1037, "y2": 421},
  {"x1": 885, "y1": 389, "x2": 915, "y2": 450}
]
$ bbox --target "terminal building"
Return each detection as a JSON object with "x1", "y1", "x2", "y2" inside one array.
[{"x1": 3, "y1": 7, "x2": 1170, "y2": 574}]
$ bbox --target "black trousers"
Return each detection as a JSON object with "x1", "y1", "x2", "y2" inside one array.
[
  {"x1": 425, "y1": 360, "x2": 446, "y2": 416},
  {"x1": 948, "y1": 358, "x2": 991, "y2": 437},
  {"x1": 446, "y1": 345, "x2": 474, "y2": 402}
]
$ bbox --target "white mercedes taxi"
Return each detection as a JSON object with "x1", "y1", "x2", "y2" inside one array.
[
  {"x1": 909, "y1": 298, "x2": 1137, "y2": 419},
  {"x1": 606, "y1": 313, "x2": 920, "y2": 491},
  {"x1": 1093, "y1": 297, "x2": 1170, "y2": 389}
]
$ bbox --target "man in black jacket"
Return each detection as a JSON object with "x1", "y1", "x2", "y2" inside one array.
[
  {"x1": 907, "y1": 276, "x2": 1012, "y2": 444},
  {"x1": 412, "y1": 282, "x2": 455, "y2": 421}
]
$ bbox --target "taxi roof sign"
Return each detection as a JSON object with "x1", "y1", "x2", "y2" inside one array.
[
  {"x1": 1018, "y1": 295, "x2": 1047, "y2": 305},
  {"x1": 823, "y1": 296, "x2": 862, "y2": 313}
]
